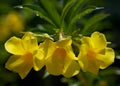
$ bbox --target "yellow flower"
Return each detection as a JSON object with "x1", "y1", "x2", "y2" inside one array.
[
  {"x1": 5, "y1": 12, "x2": 24, "y2": 33},
  {"x1": 35, "y1": 38, "x2": 80, "y2": 78},
  {"x1": 5, "y1": 32, "x2": 40, "y2": 79},
  {"x1": 0, "y1": 12, "x2": 24, "y2": 40},
  {"x1": 78, "y1": 32, "x2": 115, "y2": 74}
]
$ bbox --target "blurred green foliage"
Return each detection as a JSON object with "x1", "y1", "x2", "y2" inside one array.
[{"x1": 0, "y1": 0, "x2": 120, "y2": 86}]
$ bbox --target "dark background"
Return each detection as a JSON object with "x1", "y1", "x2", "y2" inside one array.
[{"x1": 0, "y1": 0, "x2": 120, "y2": 86}]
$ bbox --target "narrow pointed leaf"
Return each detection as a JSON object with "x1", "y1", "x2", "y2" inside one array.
[
  {"x1": 69, "y1": 0, "x2": 85, "y2": 19},
  {"x1": 15, "y1": 4, "x2": 56, "y2": 27},
  {"x1": 67, "y1": 7, "x2": 96, "y2": 34},
  {"x1": 82, "y1": 13, "x2": 109, "y2": 35},
  {"x1": 40, "y1": 0, "x2": 61, "y2": 28},
  {"x1": 61, "y1": 0, "x2": 75, "y2": 24}
]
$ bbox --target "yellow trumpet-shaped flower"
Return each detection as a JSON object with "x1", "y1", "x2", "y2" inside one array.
[
  {"x1": 0, "y1": 12, "x2": 24, "y2": 41},
  {"x1": 35, "y1": 38, "x2": 80, "y2": 78},
  {"x1": 5, "y1": 12, "x2": 24, "y2": 33},
  {"x1": 78, "y1": 32, "x2": 115, "y2": 74},
  {"x1": 5, "y1": 32, "x2": 40, "y2": 79}
]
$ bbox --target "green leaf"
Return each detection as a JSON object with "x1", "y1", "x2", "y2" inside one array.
[
  {"x1": 16, "y1": 4, "x2": 57, "y2": 27},
  {"x1": 69, "y1": 0, "x2": 85, "y2": 19},
  {"x1": 61, "y1": 0, "x2": 75, "y2": 25},
  {"x1": 67, "y1": 6, "x2": 96, "y2": 34},
  {"x1": 39, "y1": 0, "x2": 61, "y2": 28},
  {"x1": 81, "y1": 13, "x2": 109, "y2": 35},
  {"x1": 29, "y1": 25, "x2": 55, "y2": 34}
]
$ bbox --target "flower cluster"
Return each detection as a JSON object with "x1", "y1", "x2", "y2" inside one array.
[{"x1": 5, "y1": 31, "x2": 115, "y2": 79}]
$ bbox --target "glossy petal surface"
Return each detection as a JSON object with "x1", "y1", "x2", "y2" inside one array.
[{"x1": 5, "y1": 37, "x2": 25, "y2": 55}]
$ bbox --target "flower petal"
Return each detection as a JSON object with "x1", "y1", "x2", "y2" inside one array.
[
  {"x1": 5, "y1": 37, "x2": 25, "y2": 55},
  {"x1": 57, "y1": 38, "x2": 72, "y2": 47},
  {"x1": 46, "y1": 48, "x2": 67, "y2": 75},
  {"x1": 5, "y1": 54, "x2": 33, "y2": 79},
  {"x1": 97, "y1": 48, "x2": 115, "y2": 69},
  {"x1": 42, "y1": 39, "x2": 57, "y2": 59},
  {"x1": 86, "y1": 58, "x2": 100, "y2": 74},
  {"x1": 57, "y1": 38, "x2": 77, "y2": 60},
  {"x1": 91, "y1": 32, "x2": 107, "y2": 50},
  {"x1": 44, "y1": 38, "x2": 79, "y2": 77},
  {"x1": 78, "y1": 40, "x2": 91, "y2": 71},
  {"x1": 63, "y1": 60, "x2": 80, "y2": 78},
  {"x1": 81, "y1": 37, "x2": 94, "y2": 48},
  {"x1": 46, "y1": 58, "x2": 62, "y2": 75},
  {"x1": 33, "y1": 49, "x2": 45, "y2": 71},
  {"x1": 78, "y1": 42, "x2": 100, "y2": 74},
  {"x1": 34, "y1": 39, "x2": 57, "y2": 71},
  {"x1": 22, "y1": 32, "x2": 39, "y2": 52}
]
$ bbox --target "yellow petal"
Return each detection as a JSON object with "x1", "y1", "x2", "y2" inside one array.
[
  {"x1": 5, "y1": 37, "x2": 25, "y2": 55},
  {"x1": 57, "y1": 38, "x2": 77, "y2": 60},
  {"x1": 45, "y1": 38, "x2": 78, "y2": 76},
  {"x1": 33, "y1": 49, "x2": 45, "y2": 71},
  {"x1": 65, "y1": 46, "x2": 77, "y2": 60},
  {"x1": 81, "y1": 37, "x2": 94, "y2": 48},
  {"x1": 97, "y1": 48, "x2": 115, "y2": 69},
  {"x1": 5, "y1": 12, "x2": 24, "y2": 32},
  {"x1": 86, "y1": 58, "x2": 100, "y2": 74},
  {"x1": 41, "y1": 39, "x2": 57, "y2": 59},
  {"x1": 79, "y1": 54, "x2": 100, "y2": 74},
  {"x1": 63, "y1": 60, "x2": 80, "y2": 78},
  {"x1": 78, "y1": 43, "x2": 100, "y2": 74},
  {"x1": 78, "y1": 57, "x2": 87, "y2": 72},
  {"x1": 57, "y1": 38, "x2": 72, "y2": 47},
  {"x1": 46, "y1": 48, "x2": 67, "y2": 75},
  {"x1": 5, "y1": 53, "x2": 33, "y2": 79},
  {"x1": 22, "y1": 32, "x2": 38, "y2": 52},
  {"x1": 78, "y1": 44, "x2": 89, "y2": 72},
  {"x1": 34, "y1": 39, "x2": 56, "y2": 71},
  {"x1": 91, "y1": 32, "x2": 107, "y2": 50},
  {"x1": 46, "y1": 58, "x2": 62, "y2": 75}
]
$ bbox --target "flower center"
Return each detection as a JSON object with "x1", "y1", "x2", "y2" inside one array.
[
  {"x1": 23, "y1": 52, "x2": 33, "y2": 64},
  {"x1": 53, "y1": 48, "x2": 66, "y2": 61},
  {"x1": 87, "y1": 49, "x2": 96, "y2": 59}
]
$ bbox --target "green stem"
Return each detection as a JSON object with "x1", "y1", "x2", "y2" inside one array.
[{"x1": 59, "y1": 32, "x2": 63, "y2": 40}]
